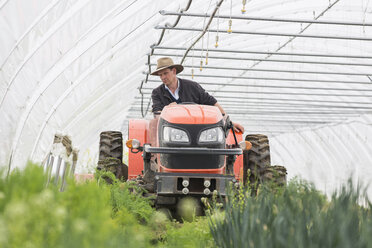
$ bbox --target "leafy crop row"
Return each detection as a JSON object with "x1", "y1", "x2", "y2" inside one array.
[
  {"x1": 209, "y1": 180, "x2": 372, "y2": 248},
  {"x1": 1, "y1": 163, "x2": 371, "y2": 247},
  {"x1": 0, "y1": 163, "x2": 212, "y2": 248}
]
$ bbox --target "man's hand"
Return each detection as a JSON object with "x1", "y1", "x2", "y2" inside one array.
[
  {"x1": 232, "y1": 121, "x2": 244, "y2": 133},
  {"x1": 223, "y1": 114, "x2": 244, "y2": 133}
]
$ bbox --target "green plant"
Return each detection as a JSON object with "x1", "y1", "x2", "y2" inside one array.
[
  {"x1": 209, "y1": 179, "x2": 372, "y2": 248},
  {"x1": 167, "y1": 217, "x2": 214, "y2": 248},
  {"x1": 0, "y1": 162, "x2": 151, "y2": 248},
  {"x1": 5, "y1": 162, "x2": 369, "y2": 248}
]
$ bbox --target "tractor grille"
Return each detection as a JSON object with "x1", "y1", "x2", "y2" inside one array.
[{"x1": 161, "y1": 153, "x2": 224, "y2": 169}]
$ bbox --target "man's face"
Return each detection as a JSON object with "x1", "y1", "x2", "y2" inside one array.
[{"x1": 157, "y1": 68, "x2": 177, "y2": 87}]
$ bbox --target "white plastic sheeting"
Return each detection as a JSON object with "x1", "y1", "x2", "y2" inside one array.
[
  {"x1": 1, "y1": 0, "x2": 372, "y2": 197},
  {"x1": 271, "y1": 115, "x2": 372, "y2": 198}
]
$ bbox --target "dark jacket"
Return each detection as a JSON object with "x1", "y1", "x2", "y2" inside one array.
[{"x1": 151, "y1": 78, "x2": 217, "y2": 113}]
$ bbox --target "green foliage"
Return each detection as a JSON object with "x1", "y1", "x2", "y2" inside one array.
[
  {"x1": 162, "y1": 217, "x2": 214, "y2": 248},
  {"x1": 0, "y1": 162, "x2": 151, "y2": 248},
  {"x1": 0, "y1": 162, "x2": 214, "y2": 248},
  {"x1": 3, "y1": 162, "x2": 371, "y2": 248},
  {"x1": 95, "y1": 169, "x2": 155, "y2": 223},
  {"x1": 209, "y1": 179, "x2": 372, "y2": 248},
  {"x1": 0, "y1": 162, "x2": 48, "y2": 213},
  {"x1": 154, "y1": 197, "x2": 214, "y2": 247}
]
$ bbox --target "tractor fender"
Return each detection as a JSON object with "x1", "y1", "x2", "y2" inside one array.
[
  {"x1": 128, "y1": 119, "x2": 149, "y2": 179},
  {"x1": 226, "y1": 130, "x2": 244, "y2": 181}
]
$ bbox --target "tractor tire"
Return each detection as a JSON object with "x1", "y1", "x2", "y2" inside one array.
[
  {"x1": 243, "y1": 134, "x2": 271, "y2": 187},
  {"x1": 260, "y1": 165, "x2": 287, "y2": 187},
  {"x1": 99, "y1": 131, "x2": 123, "y2": 162},
  {"x1": 97, "y1": 131, "x2": 128, "y2": 181}
]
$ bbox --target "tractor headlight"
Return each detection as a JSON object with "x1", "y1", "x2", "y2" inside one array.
[
  {"x1": 199, "y1": 127, "x2": 224, "y2": 143},
  {"x1": 163, "y1": 127, "x2": 189, "y2": 143}
]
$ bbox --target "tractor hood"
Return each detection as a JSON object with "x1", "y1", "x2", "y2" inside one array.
[{"x1": 160, "y1": 104, "x2": 223, "y2": 125}]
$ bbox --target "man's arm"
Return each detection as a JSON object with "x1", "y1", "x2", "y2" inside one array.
[
  {"x1": 151, "y1": 88, "x2": 164, "y2": 115},
  {"x1": 214, "y1": 102, "x2": 245, "y2": 133},
  {"x1": 214, "y1": 102, "x2": 226, "y2": 115},
  {"x1": 194, "y1": 82, "x2": 217, "y2": 105}
]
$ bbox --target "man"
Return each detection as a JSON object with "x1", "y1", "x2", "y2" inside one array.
[{"x1": 151, "y1": 57, "x2": 244, "y2": 133}]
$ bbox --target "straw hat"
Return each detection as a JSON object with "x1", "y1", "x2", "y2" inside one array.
[{"x1": 150, "y1": 57, "x2": 184, "y2": 75}]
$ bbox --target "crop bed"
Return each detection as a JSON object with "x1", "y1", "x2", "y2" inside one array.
[{"x1": 0, "y1": 163, "x2": 371, "y2": 248}]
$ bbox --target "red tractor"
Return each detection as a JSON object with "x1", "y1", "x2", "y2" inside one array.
[{"x1": 97, "y1": 104, "x2": 286, "y2": 208}]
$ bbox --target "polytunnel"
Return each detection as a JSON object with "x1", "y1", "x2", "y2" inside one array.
[{"x1": 1, "y1": 0, "x2": 372, "y2": 197}]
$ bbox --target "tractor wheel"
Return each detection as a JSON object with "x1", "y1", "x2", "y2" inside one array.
[
  {"x1": 97, "y1": 131, "x2": 128, "y2": 181},
  {"x1": 243, "y1": 134, "x2": 271, "y2": 187},
  {"x1": 99, "y1": 131, "x2": 123, "y2": 162},
  {"x1": 260, "y1": 165, "x2": 287, "y2": 187}
]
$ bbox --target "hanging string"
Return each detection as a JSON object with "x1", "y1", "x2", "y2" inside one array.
[
  {"x1": 192, "y1": 48, "x2": 195, "y2": 79},
  {"x1": 200, "y1": 13, "x2": 208, "y2": 71},
  {"x1": 206, "y1": 29, "x2": 210, "y2": 65},
  {"x1": 215, "y1": 0, "x2": 220, "y2": 48},
  {"x1": 227, "y1": 0, "x2": 232, "y2": 33},
  {"x1": 241, "y1": 0, "x2": 246, "y2": 14},
  {"x1": 204, "y1": 0, "x2": 212, "y2": 65},
  {"x1": 200, "y1": 0, "x2": 213, "y2": 71}
]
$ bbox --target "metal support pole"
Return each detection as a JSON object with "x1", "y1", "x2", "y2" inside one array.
[
  {"x1": 134, "y1": 94, "x2": 372, "y2": 106},
  {"x1": 127, "y1": 107, "x2": 366, "y2": 117},
  {"x1": 152, "y1": 46, "x2": 372, "y2": 59},
  {"x1": 212, "y1": 95, "x2": 372, "y2": 105},
  {"x1": 238, "y1": 122, "x2": 325, "y2": 126},
  {"x1": 160, "y1": 10, "x2": 372, "y2": 27},
  {"x1": 155, "y1": 26, "x2": 372, "y2": 41},
  {"x1": 221, "y1": 106, "x2": 372, "y2": 113},
  {"x1": 230, "y1": 119, "x2": 331, "y2": 124},
  {"x1": 148, "y1": 63, "x2": 371, "y2": 77},
  {"x1": 152, "y1": 52, "x2": 372, "y2": 67},
  {"x1": 228, "y1": 112, "x2": 354, "y2": 118},
  {"x1": 178, "y1": 73, "x2": 372, "y2": 85},
  {"x1": 131, "y1": 100, "x2": 372, "y2": 110},
  {"x1": 218, "y1": 115, "x2": 349, "y2": 121},
  {"x1": 124, "y1": 112, "x2": 348, "y2": 122},
  {"x1": 215, "y1": 101, "x2": 372, "y2": 110},
  {"x1": 139, "y1": 88, "x2": 372, "y2": 98},
  {"x1": 145, "y1": 79, "x2": 372, "y2": 92}
]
